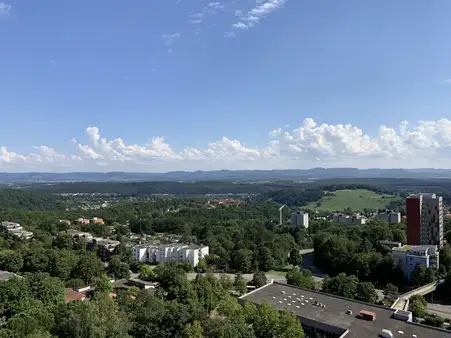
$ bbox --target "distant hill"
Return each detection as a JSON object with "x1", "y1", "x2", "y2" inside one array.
[
  {"x1": 1, "y1": 168, "x2": 451, "y2": 183},
  {"x1": 0, "y1": 189, "x2": 63, "y2": 211}
]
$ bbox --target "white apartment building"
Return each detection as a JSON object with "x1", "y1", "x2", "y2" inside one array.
[
  {"x1": 0, "y1": 221, "x2": 33, "y2": 239},
  {"x1": 291, "y1": 211, "x2": 309, "y2": 229},
  {"x1": 132, "y1": 243, "x2": 209, "y2": 267},
  {"x1": 331, "y1": 213, "x2": 366, "y2": 225},
  {"x1": 375, "y1": 211, "x2": 401, "y2": 223},
  {"x1": 392, "y1": 244, "x2": 439, "y2": 281}
]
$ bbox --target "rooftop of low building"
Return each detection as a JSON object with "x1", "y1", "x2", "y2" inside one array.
[{"x1": 240, "y1": 282, "x2": 450, "y2": 338}]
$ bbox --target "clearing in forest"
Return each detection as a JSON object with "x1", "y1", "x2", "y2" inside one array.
[{"x1": 304, "y1": 189, "x2": 400, "y2": 212}]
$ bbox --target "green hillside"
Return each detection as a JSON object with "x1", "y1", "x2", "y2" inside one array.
[{"x1": 304, "y1": 189, "x2": 401, "y2": 212}]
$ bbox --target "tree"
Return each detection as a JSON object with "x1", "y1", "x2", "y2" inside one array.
[
  {"x1": 255, "y1": 245, "x2": 274, "y2": 272},
  {"x1": 47, "y1": 249, "x2": 77, "y2": 281},
  {"x1": 234, "y1": 273, "x2": 248, "y2": 295},
  {"x1": 195, "y1": 259, "x2": 207, "y2": 273},
  {"x1": 0, "y1": 250, "x2": 23, "y2": 273},
  {"x1": 231, "y1": 249, "x2": 253, "y2": 273},
  {"x1": 410, "y1": 295, "x2": 427, "y2": 317},
  {"x1": 250, "y1": 270, "x2": 267, "y2": 288},
  {"x1": 243, "y1": 301, "x2": 304, "y2": 338},
  {"x1": 94, "y1": 274, "x2": 113, "y2": 293},
  {"x1": 54, "y1": 295, "x2": 130, "y2": 337},
  {"x1": 287, "y1": 248, "x2": 302, "y2": 267},
  {"x1": 383, "y1": 283, "x2": 399, "y2": 301},
  {"x1": 71, "y1": 253, "x2": 104, "y2": 284},
  {"x1": 26, "y1": 273, "x2": 66, "y2": 306},
  {"x1": 439, "y1": 245, "x2": 451, "y2": 271},
  {"x1": 138, "y1": 265, "x2": 154, "y2": 281},
  {"x1": 107, "y1": 257, "x2": 131, "y2": 279},
  {"x1": 322, "y1": 273, "x2": 358, "y2": 299},
  {"x1": 355, "y1": 282, "x2": 378, "y2": 303},
  {"x1": 392, "y1": 229, "x2": 407, "y2": 244},
  {"x1": 6, "y1": 306, "x2": 54, "y2": 337},
  {"x1": 423, "y1": 267, "x2": 436, "y2": 284},
  {"x1": 183, "y1": 321, "x2": 204, "y2": 338},
  {"x1": 53, "y1": 233, "x2": 73, "y2": 250},
  {"x1": 410, "y1": 264, "x2": 426, "y2": 287},
  {"x1": 286, "y1": 267, "x2": 315, "y2": 289},
  {"x1": 219, "y1": 275, "x2": 233, "y2": 290},
  {"x1": 278, "y1": 308, "x2": 305, "y2": 337}
]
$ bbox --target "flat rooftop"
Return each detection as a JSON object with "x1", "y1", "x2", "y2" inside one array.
[{"x1": 240, "y1": 282, "x2": 450, "y2": 338}]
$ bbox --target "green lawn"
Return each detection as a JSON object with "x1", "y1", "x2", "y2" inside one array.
[{"x1": 304, "y1": 189, "x2": 400, "y2": 212}]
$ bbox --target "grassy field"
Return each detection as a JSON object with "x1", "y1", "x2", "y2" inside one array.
[{"x1": 304, "y1": 189, "x2": 401, "y2": 212}]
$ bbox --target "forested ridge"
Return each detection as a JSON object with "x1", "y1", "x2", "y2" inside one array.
[{"x1": 0, "y1": 189, "x2": 63, "y2": 211}]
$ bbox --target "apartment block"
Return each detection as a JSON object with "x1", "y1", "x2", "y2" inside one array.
[
  {"x1": 330, "y1": 213, "x2": 366, "y2": 225},
  {"x1": 66, "y1": 229, "x2": 93, "y2": 242},
  {"x1": 375, "y1": 211, "x2": 401, "y2": 223},
  {"x1": 0, "y1": 221, "x2": 34, "y2": 239},
  {"x1": 132, "y1": 243, "x2": 209, "y2": 267},
  {"x1": 392, "y1": 244, "x2": 439, "y2": 280},
  {"x1": 291, "y1": 211, "x2": 309, "y2": 229},
  {"x1": 88, "y1": 238, "x2": 121, "y2": 261},
  {"x1": 406, "y1": 193, "x2": 444, "y2": 248}
]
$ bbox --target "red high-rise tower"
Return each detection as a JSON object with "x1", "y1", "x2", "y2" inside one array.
[{"x1": 406, "y1": 194, "x2": 422, "y2": 245}]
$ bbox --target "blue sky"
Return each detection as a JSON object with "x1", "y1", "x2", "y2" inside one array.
[{"x1": 1, "y1": 0, "x2": 451, "y2": 172}]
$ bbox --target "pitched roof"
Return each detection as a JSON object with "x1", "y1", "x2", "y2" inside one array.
[{"x1": 65, "y1": 288, "x2": 86, "y2": 303}]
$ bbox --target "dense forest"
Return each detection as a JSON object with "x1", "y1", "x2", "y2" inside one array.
[{"x1": 0, "y1": 189, "x2": 63, "y2": 211}]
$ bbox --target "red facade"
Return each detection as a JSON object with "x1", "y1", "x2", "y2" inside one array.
[{"x1": 406, "y1": 197, "x2": 421, "y2": 245}]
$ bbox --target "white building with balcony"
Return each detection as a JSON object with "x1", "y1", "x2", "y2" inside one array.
[
  {"x1": 331, "y1": 213, "x2": 366, "y2": 225},
  {"x1": 392, "y1": 244, "x2": 439, "y2": 280},
  {"x1": 132, "y1": 243, "x2": 209, "y2": 267},
  {"x1": 1, "y1": 221, "x2": 34, "y2": 239}
]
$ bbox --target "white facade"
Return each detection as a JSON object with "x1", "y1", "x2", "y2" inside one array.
[
  {"x1": 132, "y1": 244, "x2": 209, "y2": 267},
  {"x1": 331, "y1": 214, "x2": 366, "y2": 225},
  {"x1": 291, "y1": 211, "x2": 309, "y2": 228},
  {"x1": 1, "y1": 221, "x2": 33, "y2": 239},
  {"x1": 392, "y1": 245, "x2": 439, "y2": 280},
  {"x1": 376, "y1": 211, "x2": 401, "y2": 223}
]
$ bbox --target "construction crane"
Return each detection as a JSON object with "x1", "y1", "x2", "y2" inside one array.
[{"x1": 279, "y1": 205, "x2": 286, "y2": 225}]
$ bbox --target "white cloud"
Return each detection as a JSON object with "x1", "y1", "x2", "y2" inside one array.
[
  {"x1": 3, "y1": 118, "x2": 451, "y2": 171},
  {"x1": 188, "y1": 1, "x2": 227, "y2": 25},
  {"x1": 232, "y1": 0, "x2": 287, "y2": 30},
  {"x1": 161, "y1": 33, "x2": 181, "y2": 47},
  {"x1": 208, "y1": 2, "x2": 225, "y2": 10},
  {"x1": 444, "y1": 79, "x2": 451, "y2": 84},
  {"x1": 269, "y1": 128, "x2": 282, "y2": 137},
  {"x1": 0, "y1": 2, "x2": 11, "y2": 16}
]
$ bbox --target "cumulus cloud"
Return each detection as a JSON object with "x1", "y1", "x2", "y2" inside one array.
[
  {"x1": 2, "y1": 118, "x2": 451, "y2": 171},
  {"x1": 0, "y1": 2, "x2": 11, "y2": 16},
  {"x1": 232, "y1": 0, "x2": 287, "y2": 30}
]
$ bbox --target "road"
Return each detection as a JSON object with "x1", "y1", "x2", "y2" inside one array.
[{"x1": 427, "y1": 303, "x2": 451, "y2": 320}]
